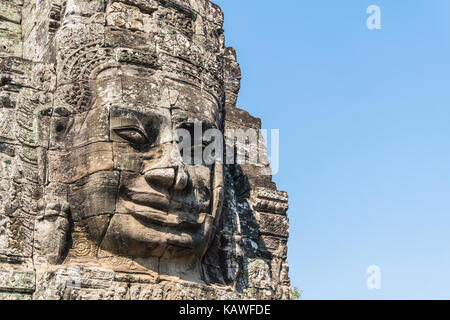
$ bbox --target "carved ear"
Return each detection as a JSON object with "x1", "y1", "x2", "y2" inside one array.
[{"x1": 34, "y1": 201, "x2": 70, "y2": 266}]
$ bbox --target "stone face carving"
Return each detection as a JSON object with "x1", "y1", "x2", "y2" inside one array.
[{"x1": 0, "y1": 0, "x2": 291, "y2": 300}]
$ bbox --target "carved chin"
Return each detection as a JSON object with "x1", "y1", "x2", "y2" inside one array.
[{"x1": 99, "y1": 213, "x2": 215, "y2": 261}]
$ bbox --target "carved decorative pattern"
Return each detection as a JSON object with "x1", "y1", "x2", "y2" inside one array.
[
  {"x1": 70, "y1": 233, "x2": 96, "y2": 258},
  {"x1": 252, "y1": 187, "x2": 289, "y2": 215}
]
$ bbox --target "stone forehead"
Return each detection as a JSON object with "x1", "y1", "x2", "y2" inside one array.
[
  {"x1": 96, "y1": 67, "x2": 220, "y2": 118},
  {"x1": 54, "y1": 73, "x2": 221, "y2": 127}
]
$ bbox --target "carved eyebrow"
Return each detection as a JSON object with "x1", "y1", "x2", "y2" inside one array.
[
  {"x1": 110, "y1": 107, "x2": 148, "y2": 133},
  {"x1": 110, "y1": 107, "x2": 140, "y2": 119}
]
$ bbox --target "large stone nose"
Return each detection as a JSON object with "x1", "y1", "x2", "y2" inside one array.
[
  {"x1": 144, "y1": 168, "x2": 174, "y2": 189},
  {"x1": 144, "y1": 167, "x2": 188, "y2": 191}
]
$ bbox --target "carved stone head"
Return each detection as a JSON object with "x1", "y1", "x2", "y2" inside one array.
[{"x1": 41, "y1": 0, "x2": 227, "y2": 279}]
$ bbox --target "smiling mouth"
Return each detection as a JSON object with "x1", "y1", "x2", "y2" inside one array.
[
  {"x1": 119, "y1": 191, "x2": 205, "y2": 229},
  {"x1": 131, "y1": 211, "x2": 205, "y2": 229},
  {"x1": 124, "y1": 190, "x2": 170, "y2": 212}
]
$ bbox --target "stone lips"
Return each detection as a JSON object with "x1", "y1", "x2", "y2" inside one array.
[{"x1": 0, "y1": 0, "x2": 291, "y2": 300}]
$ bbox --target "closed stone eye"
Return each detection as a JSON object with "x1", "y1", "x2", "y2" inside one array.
[{"x1": 114, "y1": 127, "x2": 149, "y2": 146}]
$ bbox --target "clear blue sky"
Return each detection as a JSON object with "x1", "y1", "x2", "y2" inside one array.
[{"x1": 213, "y1": 0, "x2": 450, "y2": 299}]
